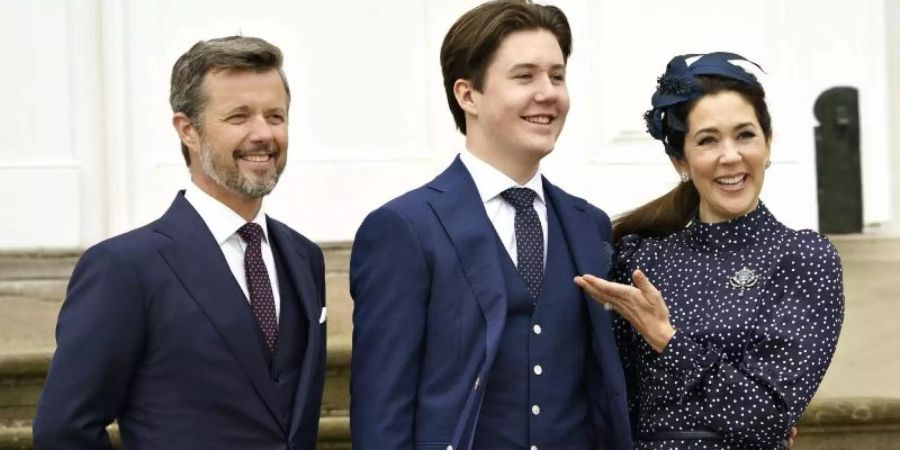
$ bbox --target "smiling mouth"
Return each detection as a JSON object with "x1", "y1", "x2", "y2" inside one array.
[
  {"x1": 240, "y1": 154, "x2": 273, "y2": 162},
  {"x1": 715, "y1": 174, "x2": 747, "y2": 188},
  {"x1": 236, "y1": 151, "x2": 277, "y2": 164},
  {"x1": 522, "y1": 115, "x2": 554, "y2": 125}
]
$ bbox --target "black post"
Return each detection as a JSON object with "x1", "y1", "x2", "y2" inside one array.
[{"x1": 814, "y1": 87, "x2": 863, "y2": 233}]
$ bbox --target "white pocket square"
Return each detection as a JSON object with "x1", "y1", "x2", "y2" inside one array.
[{"x1": 319, "y1": 307, "x2": 327, "y2": 324}]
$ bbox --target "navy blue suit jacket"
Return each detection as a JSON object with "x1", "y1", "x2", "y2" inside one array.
[
  {"x1": 33, "y1": 192, "x2": 326, "y2": 450},
  {"x1": 349, "y1": 158, "x2": 632, "y2": 450}
]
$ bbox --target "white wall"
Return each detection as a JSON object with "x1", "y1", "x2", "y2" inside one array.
[
  {"x1": 0, "y1": 0, "x2": 102, "y2": 248},
  {"x1": 0, "y1": 0, "x2": 894, "y2": 249}
]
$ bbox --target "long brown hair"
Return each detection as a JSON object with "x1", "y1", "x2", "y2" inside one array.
[{"x1": 613, "y1": 75, "x2": 772, "y2": 243}]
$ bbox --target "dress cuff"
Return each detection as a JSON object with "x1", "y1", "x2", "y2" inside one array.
[{"x1": 656, "y1": 331, "x2": 718, "y2": 379}]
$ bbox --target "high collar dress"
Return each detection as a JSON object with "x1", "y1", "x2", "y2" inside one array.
[{"x1": 613, "y1": 202, "x2": 844, "y2": 449}]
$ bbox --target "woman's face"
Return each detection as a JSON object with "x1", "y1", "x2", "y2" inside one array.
[{"x1": 672, "y1": 90, "x2": 770, "y2": 223}]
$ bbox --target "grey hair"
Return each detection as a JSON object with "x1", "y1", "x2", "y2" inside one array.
[{"x1": 170, "y1": 35, "x2": 290, "y2": 166}]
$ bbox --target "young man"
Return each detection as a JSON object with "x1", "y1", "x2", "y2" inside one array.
[
  {"x1": 349, "y1": 1, "x2": 632, "y2": 449},
  {"x1": 33, "y1": 36, "x2": 326, "y2": 450}
]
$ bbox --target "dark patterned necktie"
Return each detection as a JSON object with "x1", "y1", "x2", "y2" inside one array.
[
  {"x1": 237, "y1": 223, "x2": 278, "y2": 352},
  {"x1": 500, "y1": 188, "x2": 544, "y2": 300}
]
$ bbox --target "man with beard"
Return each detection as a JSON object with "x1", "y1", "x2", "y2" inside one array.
[{"x1": 33, "y1": 36, "x2": 326, "y2": 450}]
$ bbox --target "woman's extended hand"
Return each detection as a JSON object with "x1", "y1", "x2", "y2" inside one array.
[{"x1": 574, "y1": 269, "x2": 676, "y2": 353}]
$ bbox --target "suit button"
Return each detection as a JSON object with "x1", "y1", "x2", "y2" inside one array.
[
  {"x1": 532, "y1": 324, "x2": 542, "y2": 335},
  {"x1": 531, "y1": 446, "x2": 539, "y2": 450},
  {"x1": 531, "y1": 404, "x2": 540, "y2": 415},
  {"x1": 446, "y1": 446, "x2": 453, "y2": 450},
  {"x1": 533, "y1": 365, "x2": 543, "y2": 375}
]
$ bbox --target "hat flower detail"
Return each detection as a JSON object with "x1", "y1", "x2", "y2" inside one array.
[
  {"x1": 657, "y1": 73, "x2": 697, "y2": 96},
  {"x1": 643, "y1": 109, "x2": 665, "y2": 140}
]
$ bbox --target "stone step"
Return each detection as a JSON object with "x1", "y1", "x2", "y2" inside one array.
[
  {"x1": 0, "y1": 251, "x2": 80, "y2": 282},
  {"x1": 0, "y1": 244, "x2": 355, "y2": 355},
  {"x1": 2, "y1": 237, "x2": 900, "y2": 449},
  {"x1": 829, "y1": 235, "x2": 900, "y2": 263},
  {"x1": 0, "y1": 419, "x2": 352, "y2": 450},
  {"x1": 2, "y1": 343, "x2": 899, "y2": 450},
  {"x1": 0, "y1": 340, "x2": 352, "y2": 450}
]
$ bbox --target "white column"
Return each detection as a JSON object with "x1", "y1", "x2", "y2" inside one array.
[
  {"x1": 69, "y1": 0, "x2": 108, "y2": 246},
  {"x1": 888, "y1": 0, "x2": 900, "y2": 233},
  {"x1": 0, "y1": 1, "x2": 89, "y2": 249}
]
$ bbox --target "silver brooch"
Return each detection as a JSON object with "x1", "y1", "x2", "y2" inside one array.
[{"x1": 729, "y1": 267, "x2": 758, "y2": 296}]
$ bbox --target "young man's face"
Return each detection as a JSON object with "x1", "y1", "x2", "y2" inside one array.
[{"x1": 471, "y1": 28, "x2": 569, "y2": 166}]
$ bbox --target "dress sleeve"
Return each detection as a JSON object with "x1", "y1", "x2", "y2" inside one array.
[
  {"x1": 611, "y1": 234, "x2": 648, "y2": 437},
  {"x1": 654, "y1": 232, "x2": 845, "y2": 446}
]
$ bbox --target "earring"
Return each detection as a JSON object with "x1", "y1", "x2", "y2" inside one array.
[
  {"x1": 680, "y1": 171, "x2": 690, "y2": 183},
  {"x1": 765, "y1": 160, "x2": 771, "y2": 169}
]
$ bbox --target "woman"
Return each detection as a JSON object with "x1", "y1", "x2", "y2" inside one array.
[{"x1": 575, "y1": 52, "x2": 844, "y2": 449}]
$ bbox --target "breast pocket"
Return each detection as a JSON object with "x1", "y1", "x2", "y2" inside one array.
[{"x1": 414, "y1": 442, "x2": 451, "y2": 450}]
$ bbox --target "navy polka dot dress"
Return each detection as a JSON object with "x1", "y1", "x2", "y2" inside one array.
[{"x1": 613, "y1": 202, "x2": 845, "y2": 449}]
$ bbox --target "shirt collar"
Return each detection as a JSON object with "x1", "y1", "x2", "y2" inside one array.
[
  {"x1": 459, "y1": 149, "x2": 545, "y2": 205},
  {"x1": 184, "y1": 182, "x2": 269, "y2": 246}
]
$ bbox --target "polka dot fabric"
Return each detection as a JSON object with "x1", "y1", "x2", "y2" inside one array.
[
  {"x1": 613, "y1": 202, "x2": 844, "y2": 449},
  {"x1": 501, "y1": 187, "x2": 544, "y2": 300},
  {"x1": 237, "y1": 223, "x2": 279, "y2": 352}
]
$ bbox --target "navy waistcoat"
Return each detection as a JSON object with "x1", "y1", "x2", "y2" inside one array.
[
  {"x1": 473, "y1": 200, "x2": 594, "y2": 450},
  {"x1": 265, "y1": 239, "x2": 309, "y2": 429}
]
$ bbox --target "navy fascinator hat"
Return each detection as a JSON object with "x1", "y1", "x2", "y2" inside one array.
[{"x1": 643, "y1": 52, "x2": 764, "y2": 156}]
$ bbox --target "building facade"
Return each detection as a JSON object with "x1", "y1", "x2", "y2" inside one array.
[{"x1": 1, "y1": 0, "x2": 897, "y2": 249}]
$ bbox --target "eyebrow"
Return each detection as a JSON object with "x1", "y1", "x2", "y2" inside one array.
[
  {"x1": 692, "y1": 122, "x2": 757, "y2": 137},
  {"x1": 219, "y1": 105, "x2": 287, "y2": 116},
  {"x1": 220, "y1": 106, "x2": 249, "y2": 116},
  {"x1": 508, "y1": 63, "x2": 566, "y2": 72}
]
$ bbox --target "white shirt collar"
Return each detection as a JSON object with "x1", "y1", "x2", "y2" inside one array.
[
  {"x1": 184, "y1": 182, "x2": 269, "y2": 246},
  {"x1": 459, "y1": 149, "x2": 545, "y2": 205}
]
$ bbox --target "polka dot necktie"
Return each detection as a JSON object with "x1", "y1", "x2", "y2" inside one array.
[
  {"x1": 237, "y1": 223, "x2": 278, "y2": 352},
  {"x1": 500, "y1": 187, "x2": 544, "y2": 300}
]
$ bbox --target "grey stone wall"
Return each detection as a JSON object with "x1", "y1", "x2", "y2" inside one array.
[{"x1": 2, "y1": 236, "x2": 900, "y2": 449}]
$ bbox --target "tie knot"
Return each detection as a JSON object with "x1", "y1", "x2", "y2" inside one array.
[
  {"x1": 500, "y1": 187, "x2": 537, "y2": 210},
  {"x1": 237, "y1": 222, "x2": 264, "y2": 245}
]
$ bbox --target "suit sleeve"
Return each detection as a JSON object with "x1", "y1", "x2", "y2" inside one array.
[
  {"x1": 349, "y1": 206, "x2": 430, "y2": 450},
  {"x1": 312, "y1": 241, "x2": 326, "y2": 322},
  {"x1": 33, "y1": 244, "x2": 147, "y2": 450}
]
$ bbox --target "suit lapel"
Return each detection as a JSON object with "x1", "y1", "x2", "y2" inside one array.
[
  {"x1": 427, "y1": 158, "x2": 508, "y2": 338},
  {"x1": 266, "y1": 220, "x2": 324, "y2": 439},
  {"x1": 428, "y1": 158, "x2": 510, "y2": 449},
  {"x1": 542, "y1": 180, "x2": 619, "y2": 355},
  {"x1": 542, "y1": 179, "x2": 612, "y2": 278},
  {"x1": 154, "y1": 193, "x2": 285, "y2": 432}
]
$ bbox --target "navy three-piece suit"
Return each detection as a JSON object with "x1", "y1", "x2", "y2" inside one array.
[
  {"x1": 33, "y1": 193, "x2": 326, "y2": 450},
  {"x1": 350, "y1": 157, "x2": 632, "y2": 449}
]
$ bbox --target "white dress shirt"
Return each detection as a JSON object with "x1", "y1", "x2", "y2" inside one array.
[
  {"x1": 459, "y1": 150, "x2": 548, "y2": 264},
  {"x1": 184, "y1": 183, "x2": 281, "y2": 321}
]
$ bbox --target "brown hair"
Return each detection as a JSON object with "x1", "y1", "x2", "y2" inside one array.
[
  {"x1": 440, "y1": 0, "x2": 572, "y2": 134},
  {"x1": 613, "y1": 75, "x2": 773, "y2": 242},
  {"x1": 170, "y1": 35, "x2": 290, "y2": 166}
]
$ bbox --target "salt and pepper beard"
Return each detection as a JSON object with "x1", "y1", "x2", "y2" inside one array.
[{"x1": 198, "y1": 138, "x2": 285, "y2": 199}]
